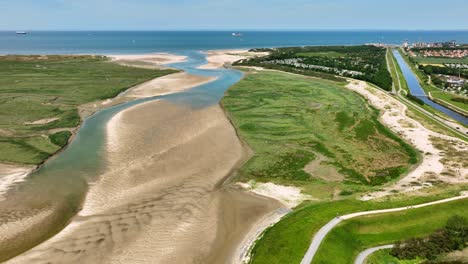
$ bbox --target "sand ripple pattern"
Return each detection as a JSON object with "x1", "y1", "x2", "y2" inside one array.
[{"x1": 7, "y1": 100, "x2": 280, "y2": 264}]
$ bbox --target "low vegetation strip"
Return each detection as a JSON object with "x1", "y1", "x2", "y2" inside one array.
[
  {"x1": 312, "y1": 199, "x2": 468, "y2": 263},
  {"x1": 0, "y1": 55, "x2": 176, "y2": 164},
  {"x1": 222, "y1": 70, "x2": 416, "y2": 186}
]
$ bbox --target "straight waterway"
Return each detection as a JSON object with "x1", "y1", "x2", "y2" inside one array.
[{"x1": 392, "y1": 50, "x2": 468, "y2": 125}]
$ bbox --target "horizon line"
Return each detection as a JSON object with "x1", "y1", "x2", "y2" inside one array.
[{"x1": 2, "y1": 29, "x2": 468, "y2": 32}]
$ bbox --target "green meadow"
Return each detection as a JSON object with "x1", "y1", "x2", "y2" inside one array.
[
  {"x1": 0, "y1": 55, "x2": 176, "y2": 164},
  {"x1": 222, "y1": 70, "x2": 417, "y2": 188}
]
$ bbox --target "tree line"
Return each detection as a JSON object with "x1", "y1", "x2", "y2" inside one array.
[{"x1": 239, "y1": 45, "x2": 393, "y2": 91}]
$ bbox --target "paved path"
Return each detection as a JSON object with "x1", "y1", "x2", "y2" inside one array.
[
  {"x1": 299, "y1": 194, "x2": 468, "y2": 264},
  {"x1": 354, "y1": 245, "x2": 394, "y2": 264}
]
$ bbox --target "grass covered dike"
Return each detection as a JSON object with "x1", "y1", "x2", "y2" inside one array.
[
  {"x1": 0, "y1": 55, "x2": 176, "y2": 164},
  {"x1": 222, "y1": 70, "x2": 418, "y2": 187},
  {"x1": 313, "y1": 199, "x2": 468, "y2": 263}
]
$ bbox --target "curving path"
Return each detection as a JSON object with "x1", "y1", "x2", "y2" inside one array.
[
  {"x1": 299, "y1": 194, "x2": 468, "y2": 264},
  {"x1": 354, "y1": 245, "x2": 394, "y2": 264}
]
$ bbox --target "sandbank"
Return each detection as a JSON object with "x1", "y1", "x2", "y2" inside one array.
[
  {"x1": 7, "y1": 100, "x2": 283, "y2": 264},
  {"x1": 199, "y1": 49, "x2": 269, "y2": 69}
]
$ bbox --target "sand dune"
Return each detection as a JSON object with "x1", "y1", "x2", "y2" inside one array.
[
  {"x1": 199, "y1": 49, "x2": 269, "y2": 69},
  {"x1": 7, "y1": 100, "x2": 282, "y2": 264},
  {"x1": 346, "y1": 81, "x2": 468, "y2": 200}
]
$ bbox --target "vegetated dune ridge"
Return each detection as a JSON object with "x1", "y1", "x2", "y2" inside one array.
[
  {"x1": 346, "y1": 81, "x2": 468, "y2": 200},
  {"x1": 5, "y1": 51, "x2": 284, "y2": 264}
]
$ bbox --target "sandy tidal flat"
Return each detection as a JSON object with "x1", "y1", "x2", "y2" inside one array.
[
  {"x1": 7, "y1": 100, "x2": 283, "y2": 264},
  {"x1": 110, "y1": 53, "x2": 187, "y2": 69}
]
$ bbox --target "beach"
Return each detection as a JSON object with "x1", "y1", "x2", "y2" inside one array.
[{"x1": 4, "y1": 51, "x2": 285, "y2": 264}]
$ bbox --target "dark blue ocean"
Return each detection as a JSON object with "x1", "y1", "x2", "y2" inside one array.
[{"x1": 1, "y1": 30, "x2": 467, "y2": 54}]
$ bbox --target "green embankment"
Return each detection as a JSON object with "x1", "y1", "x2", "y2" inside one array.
[
  {"x1": 313, "y1": 199, "x2": 468, "y2": 264},
  {"x1": 0, "y1": 55, "x2": 176, "y2": 164},
  {"x1": 247, "y1": 190, "x2": 464, "y2": 264},
  {"x1": 222, "y1": 70, "x2": 417, "y2": 189}
]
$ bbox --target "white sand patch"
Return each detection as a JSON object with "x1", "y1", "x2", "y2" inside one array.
[
  {"x1": 24, "y1": 117, "x2": 59, "y2": 125},
  {"x1": 238, "y1": 181, "x2": 312, "y2": 208},
  {"x1": 235, "y1": 207, "x2": 290, "y2": 264},
  {"x1": 0, "y1": 164, "x2": 35, "y2": 201},
  {"x1": 109, "y1": 53, "x2": 187, "y2": 66},
  {"x1": 200, "y1": 49, "x2": 269, "y2": 69},
  {"x1": 345, "y1": 81, "x2": 468, "y2": 200}
]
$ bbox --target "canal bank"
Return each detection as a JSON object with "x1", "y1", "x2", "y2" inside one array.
[{"x1": 392, "y1": 50, "x2": 468, "y2": 125}]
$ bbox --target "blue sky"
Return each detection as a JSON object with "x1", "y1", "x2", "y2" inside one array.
[{"x1": 0, "y1": 0, "x2": 466, "y2": 30}]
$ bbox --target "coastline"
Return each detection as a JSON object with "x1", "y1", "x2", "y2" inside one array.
[{"x1": 4, "y1": 49, "x2": 286, "y2": 264}]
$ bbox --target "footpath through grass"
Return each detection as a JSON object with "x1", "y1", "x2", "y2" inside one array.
[
  {"x1": 0, "y1": 55, "x2": 176, "y2": 164},
  {"x1": 222, "y1": 70, "x2": 417, "y2": 188},
  {"x1": 313, "y1": 198, "x2": 468, "y2": 264}
]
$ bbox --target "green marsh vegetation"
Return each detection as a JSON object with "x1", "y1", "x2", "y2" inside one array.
[
  {"x1": 0, "y1": 55, "x2": 176, "y2": 164},
  {"x1": 222, "y1": 70, "x2": 417, "y2": 189}
]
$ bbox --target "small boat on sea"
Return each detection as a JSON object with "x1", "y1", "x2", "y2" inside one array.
[
  {"x1": 16, "y1": 31, "x2": 27, "y2": 35},
  {"x1": 232, "y1": 33, "x2": 243, "y2": 37}
]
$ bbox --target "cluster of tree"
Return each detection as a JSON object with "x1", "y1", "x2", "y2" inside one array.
[
  {"x1": 237, "y1": 45, "x2": 393, "y2": 91},
  {"x1": 419, "y1": 65, "x2": 468, "y2": 79},
  {"x1": 391, "y1": 215, "x2": 468, "y2": 260}
]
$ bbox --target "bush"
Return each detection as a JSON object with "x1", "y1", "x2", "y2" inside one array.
[
  {"x1": 391, "y1": 215, "x2": 468, "y2": 260},
  {"x1": 49, "y1": 131, "x2": 72, "y2": 147}
]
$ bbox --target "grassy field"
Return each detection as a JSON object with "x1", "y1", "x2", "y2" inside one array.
[
  {"x1": 247, "y1": 189, "x2": 464, "y2": 264},
  {"x1": 312, "y1": 199, "x2": 468, "y2": 263},
  {"x1": 222, "y1": 70, "x2": 417, "y2": 187},
  {"x1": 0, "y1": 55, "x2": 176, "y2": 164},
  {"x1": 413, "y1": 56, "x2": 468, "y2": 65}
]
